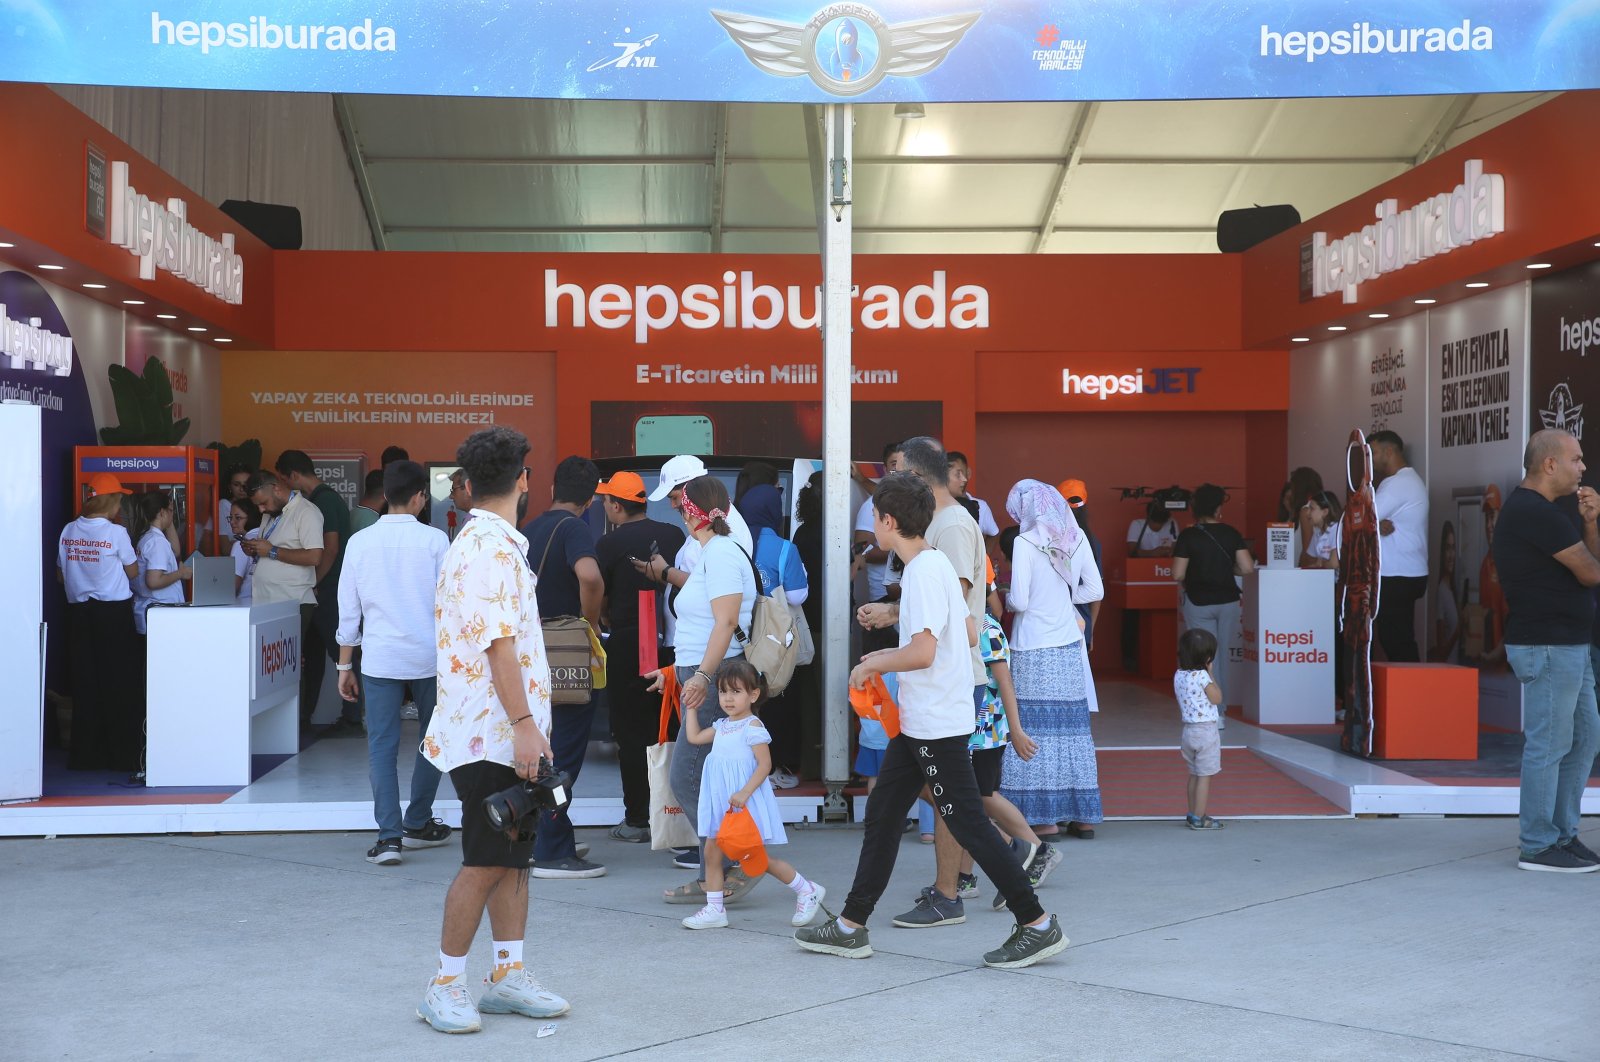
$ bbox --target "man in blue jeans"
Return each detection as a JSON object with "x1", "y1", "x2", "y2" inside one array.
[
  {"x1": 336, "y1": 461, "x2": 453, "y2": 864},
  {"x1": 1491, "y1": 430, "x2": 1600, "y2": 873}
]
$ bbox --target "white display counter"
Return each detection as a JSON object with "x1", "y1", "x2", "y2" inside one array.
[
  {"x1": 1238, "y1": 568, "x2": 1336, "y2": 725},
  {"x1": 0, "y1": 403, "x2": 44, "y2": 802},
  {"x1": 146, "y1": 600, "x2": 301, "y2": 787}
]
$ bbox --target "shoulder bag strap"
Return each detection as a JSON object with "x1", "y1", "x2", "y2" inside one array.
[{"x1": 536, "y1": 513, "x2": 578, "y2": 580}]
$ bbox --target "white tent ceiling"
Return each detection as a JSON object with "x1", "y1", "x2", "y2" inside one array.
[{"x1": 337, "y1": 91, "x2": 1555, "y2": 256}]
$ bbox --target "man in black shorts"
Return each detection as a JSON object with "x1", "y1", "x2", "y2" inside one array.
[{"x1": 415, "y1": 427, "x2": 572, "y2": 1034}]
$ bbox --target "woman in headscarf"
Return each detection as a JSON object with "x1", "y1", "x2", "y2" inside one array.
[
  {"x1": 740, "y1": 482, "x2": 809, "y2": 787},
  {"x1": 999, "y1": 479, "x2": 1106, "y2": 840}
]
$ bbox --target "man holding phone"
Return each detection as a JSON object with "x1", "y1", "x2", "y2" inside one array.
[{"x1": 593, "y1": 471, "x2": 686, "y2": 842}]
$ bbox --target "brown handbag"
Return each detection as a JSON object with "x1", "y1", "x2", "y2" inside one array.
[{"x1": 536, "y1": 515, "x2": 594, "y2": 705}]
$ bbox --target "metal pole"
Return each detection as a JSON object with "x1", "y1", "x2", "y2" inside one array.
[{"x1": 819, "y1": 103, "x2": 853, "y2": 822}]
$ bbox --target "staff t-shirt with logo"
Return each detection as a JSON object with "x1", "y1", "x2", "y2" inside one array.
[
  {"x1": 133, "y1": 527, "x2": 186, "y2": 634},
  {"x1": 58, "y1": 516, "x2": 135, "y2": 603}
]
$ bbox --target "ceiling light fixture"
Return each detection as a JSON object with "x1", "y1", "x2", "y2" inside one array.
[
  {"x1": 1328, "y1": 325, "x2": 1347, "y2": 332},
  {"x1": 123, "y1": 299, "x2": 145, "y2": 306},
  {"x1": 1414, "y1": 298, "x2": 1437, "y2": 305},
  {"x1": 0, "y1": 242, "x2": 14, "y2": 248},
  {"x1": 215, "y1": 337, "x2": 233, "y2": 343},
  {"x1": 187, "y1": 326, "x2": 207, "y2": 333},
  {"x1": 82, "y1": 283, "x2": 107, "y2": 289},
  {"x1": 894, "y1": 102, "x2": 926, "y2": 119},
  {"x1": 1526, "y1": 262, "x2": 1552, "y2": 269},
  {"x1": 37, "y1": 264, "x2": 64, "y2": 271},
  {"x1": 1291, "y1": 337, "x2": 1310, "y2": 343},
  {"x1": 1368, "y1": 313, "x2": 1389, "y2": 319},
  {"x1": 1465, "y1": 282, "x2": 1490, "y2": 288},
  {"x1": 156, "y1": 313, "x2": 177, "y2": 319}
]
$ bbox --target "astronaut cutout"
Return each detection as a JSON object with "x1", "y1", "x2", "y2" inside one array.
[{"x1": 1338, "y1": 428, "x2": 1382, "y2": 757}]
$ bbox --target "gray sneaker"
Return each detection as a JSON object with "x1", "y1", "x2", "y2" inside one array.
[
  {"x1": 893, "y1": 888, "x2": 965, "y2": 928},
  {"x1": 795, "y1": 917, "x2": 873, "y2": 959},
  {"x1": 531, "y1": 856, "x2": 607, "y2": 879},
  {"x1": 1561, "y1": 836, "x2": 1600, "y2": 864},
  {"x1": 982, "y1": 916, "x2": 1070, "y2": 969},
  {"x1": 1519, "y1": 845, "x2": 1600, "y2": 873},
  {"x1": 1027, "y1": 842, "x2": 1063, "y2": 888},
  {"x1": 417, "y1": 978, "x2": 481, "y2": 1034},
  {"x1": 608, "y1": 823, "x2": 650, "y2": 843}
]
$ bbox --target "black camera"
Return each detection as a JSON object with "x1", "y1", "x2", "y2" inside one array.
[{"x1": 482, "y1": 758, "x2": 572, "y2": 835}]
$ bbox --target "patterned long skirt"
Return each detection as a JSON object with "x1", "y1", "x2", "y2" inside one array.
[{"x1": 999, "y1": 643, "x2": 1104, "y2": 825}]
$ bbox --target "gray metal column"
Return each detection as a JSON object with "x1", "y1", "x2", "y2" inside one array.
[{"x1": 819, "y1": 103, "x2": 853, "y2": 821}]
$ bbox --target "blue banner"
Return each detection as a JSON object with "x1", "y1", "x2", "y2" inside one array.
[
  {"x1": 80, "y1": 456, "x2": 192, "y2": 474},
  {"x1": 1, "y1": 2, "x2": 1595, "y2": 103}
]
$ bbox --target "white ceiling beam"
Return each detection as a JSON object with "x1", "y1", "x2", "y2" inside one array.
[
  {"x1": 1033, "y1": 102, "x2": 1099, "y2": 253},
  {"x1": 332, "y1": 94, "x2": 386, "y2": 251},
  {"x1": 1413, "y1": 94, "x2": 1477, "y2": 166},
  {"x1": 359, "y1": 153, "x2": 1414, "y2": 168},
  {"x1": 709, "y1": 103, "x2": 729, "y2": 253},
  {"x1": 385, "y1": 223, "x2": 1217, "y2": 236}
]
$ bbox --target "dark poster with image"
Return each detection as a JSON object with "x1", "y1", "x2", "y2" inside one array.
[{"x1": 1529, "y1": 258, "x2": 1600, "y2": 455}]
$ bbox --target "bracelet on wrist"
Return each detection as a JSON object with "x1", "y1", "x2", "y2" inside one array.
[
  {"x1": 335, "y1": 662, "x2": 354, "y2": 673},
  {"x1": 508, "y1": 714, "x2": 532, "y2": 727}
]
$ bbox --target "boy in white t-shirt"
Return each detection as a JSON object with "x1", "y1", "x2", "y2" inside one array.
[
  {"x1": 1174, "y1": 628, "x2": 1225, "y2": 830},
  {"x1": 795, "y1": 472, "x2": 1067, "y2": 971}
]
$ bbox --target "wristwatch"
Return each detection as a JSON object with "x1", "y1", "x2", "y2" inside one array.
[{"x1": 269, "y1": 545, "x2": 279, "y2": 560}]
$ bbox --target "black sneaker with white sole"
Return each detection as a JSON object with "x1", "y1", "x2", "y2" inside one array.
[
  {"x1": 366, "y1": 838, "x2": 402, "y2": 865},
  {"x1": 531, "y1": 856, "x2": 608, "y2": 879},
  {"x1": 402, "y1": 819, "x2": 453, "y2": 848},
  {"x1": 794, "y1": 917, "x2": 873, "y2": 959},
  {"x1": 893, "y1": 888, "x2": 965, "y2": 928},
  {"x1": 1517, "y1": 845, "x2": 1600, "y2": 873},
  {"x1": 1562, "y1": 836, "x2": 1600, "y2": 864},
  {"x1": 982, "y1": 916, "x2": 1069, "y2": 969},
  {"x1": 671, "y1": 847, "x2": 700, "y2": 870}
]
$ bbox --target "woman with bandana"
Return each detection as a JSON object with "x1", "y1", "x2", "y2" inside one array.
[{"x1": 998, "y1": 480, "x2": 1105, "y2": 840}]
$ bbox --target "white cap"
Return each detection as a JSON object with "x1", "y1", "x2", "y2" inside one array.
[{"x1": 648, "y1": 454, "x2": 708, "y2": 501}]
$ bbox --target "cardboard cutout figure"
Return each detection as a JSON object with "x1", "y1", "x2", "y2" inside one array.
[{"x1": 1339, "y1": 429, "x2": 1381, "y2": 757}]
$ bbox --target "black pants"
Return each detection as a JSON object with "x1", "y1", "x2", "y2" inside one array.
[
  {"x1": 533, "y1": 696, "x2": 596, "y2": 862},
  {"x1": 842, "y1": 733, "x2": 1044, "y2": 926},
  {"x1": 65, "y1": 598, "x2": 143, "y2": 771},
  {"x1": 608, "y1": 630, "x2": 673, "y2": 828},
  {"x1": 303, "y1": 593, "x2": 361, "y2": 725},
  {"x1": 1375, "y1": 575, "x2": 1426, "y2": 663}
]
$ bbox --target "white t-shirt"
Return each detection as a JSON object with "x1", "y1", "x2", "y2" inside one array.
[
  {"x1": 1174, "y1": 668, "x2": 1218, "y2": 723},
  {"x1": 927, "y1": 503, "x2": 987, "y2": 684},
  {"x1": 1374, "y1": 465, "x2": 1429, "y2": 577},
  {"x1": 671, "y1": 534, "x2": 756, "y2": 668},
  {"x1": 133, "y1": 528, "x2": 186, "y2": 634},
  {"x1": 967, "y1": 496, "x2": 1000, "y2": 537},
  {"x1": 895, "y1": 548, "x2": 979, "y2": 740},
  {"x1": 58, "y1": 516, "x2": 135, "y2": 603},
  {"x1": 232, "y1": 529, "x2": 261, "y2": 603},
  {"x1": 668, "y1": 502, "x2": 752, "y2": 648},
  {"x1": 1127, "y1": 518, "x2": 1179, "y2": 552},
  {"x1": 219, "y1": 498, "x2": 233, "y2": 533},
  {"x1": 1308, "y1": 522, "x2": 1342, "y2": 564},
  {"x1": 855, "y1": 497, "x2": 889, "y2": 602}
]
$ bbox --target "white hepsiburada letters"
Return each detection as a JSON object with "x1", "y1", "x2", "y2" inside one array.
[{"x1": 107, "y1": 162, "x2": 245, "y2": 305}]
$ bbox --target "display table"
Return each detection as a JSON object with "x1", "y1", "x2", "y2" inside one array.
[
  {"x1": 146, "y1": 600, "x2": 302, "y2": 787},
  {"x1": 1238, "y1": 568, "x2": 1335, "y2": 725},
  {"x1": 1108, "y1": 557, "x2": 1180, "y2": 680}
]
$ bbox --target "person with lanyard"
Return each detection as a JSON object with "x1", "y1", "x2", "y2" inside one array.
[
  {"x1": 642, "y1": 475, "x2": 757, "y2": 909},
  {"x1": 242, "y1": 471, "x2": 325, "y2": 727},
  {"x1": 57, "y1": 473, "x2": 143, "y2": 772},
  {"x1": 739, "y1": 482, "x2": 810, "y2": 787},
  {"x1": 1127, "y1": 498, "x2": 1180, "y2": 557},
  {"x1": 1170, "y1": 484, "x2": 1256, "y2": 725}
]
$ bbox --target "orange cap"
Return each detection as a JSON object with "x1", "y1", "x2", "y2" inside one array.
[
  {"x1": 714, "y1": 807, "x2": 769, "y2": 876},
  {"x1": 1058, "y1": 478, "x2": 1088, "y2": 509},
  {"x1": 595, "y1": 470, "x2": 648, "y2": 504},
  {"x1": 1483, "y1": 483, "x2": 1502, "y2": 511},
  {"x1": 86, "y1": 472, "x2": 132, "y2": 497}
]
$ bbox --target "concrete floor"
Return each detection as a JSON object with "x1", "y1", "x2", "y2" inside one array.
[{"x1": 11, "y1": 816, "x2": 1598, "y2": 1061}]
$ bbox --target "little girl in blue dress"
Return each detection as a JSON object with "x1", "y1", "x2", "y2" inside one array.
[{"x1": 680, "y1": 658, "x2": 825, "y2": 930}]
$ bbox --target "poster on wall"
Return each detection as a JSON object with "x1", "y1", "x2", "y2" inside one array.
[
  {"x1": 1287, "y1": 315, "x2": 1430, "y2": 509},
  {"x1": 0, "y1": 271, "x2": 100, "y2": 690},
  {"x1": 1529, "y1": 258, "x2": 1600, "y2": 448},
  {"x1": 1427, "y1": 284, "x2": 1528, "y2": 730},
  {"x1": 220, "y1": 351, "x2": 558, "y2": 486}
]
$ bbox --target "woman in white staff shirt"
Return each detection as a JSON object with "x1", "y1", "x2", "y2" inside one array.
[
  {"x1": 57, "y1": 473, "x2": 144, "y2": 773},
  {"x1": 128, "y1": 491, "x2": 193, "y2": 636},
  {"x1": 228, "y1": 499, "x2": 263, "y2": 603}
]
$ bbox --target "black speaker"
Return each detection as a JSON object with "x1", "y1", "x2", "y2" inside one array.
[
  {"x1": 1216, "y1": 204, "x2": 1301, "y2": 253},
  {"x1": 219, "y1": 199, "x2": 303, "y2": 250}
]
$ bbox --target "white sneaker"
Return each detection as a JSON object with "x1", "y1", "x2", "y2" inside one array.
[
  {"x1": 400, "y1": 701, "x2": 419, "y2": 720},
  {"x1": 682, "y1": 904, "x2": 729, "y2": 930},
  {"x1": 478, "y1": 967, "x2": 571, "y2": 1018},
  {"x1": 792, "y1": 883, "x2": 826, "y2": 927},
  {"x1": 772, "y1": 769, "x2": 800, "y2": 790},
  {"x1": 417, "y1": 978, "x2": 481, "y2": 1034}
]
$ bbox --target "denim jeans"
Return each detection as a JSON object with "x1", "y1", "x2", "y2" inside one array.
[
  {"x1": 1507, "y1": 644, "x2": 1600, "y2": 856},
  {"x1": 532, "y1": 697, "x2": 597, "y2": 862},
  {"x1": 365, "y1": 675, "x2": 442, "y2": 840}
]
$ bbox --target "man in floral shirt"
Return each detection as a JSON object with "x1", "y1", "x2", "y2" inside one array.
[{"x1": 416, "y1": 427, "x2": 570, "y2": 1035}]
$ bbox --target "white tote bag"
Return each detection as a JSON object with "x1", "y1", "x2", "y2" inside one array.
[{"x1": 647, "y1": 697, "x2": 699, "y2": 850}]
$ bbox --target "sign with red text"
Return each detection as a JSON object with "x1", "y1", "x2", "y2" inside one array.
[
  {"x1": 976, "y1": 351, "x2": 1288, "y2": 413},
  {"x1": 251, "y1": 610, "x2": 300, "y2": 701}
]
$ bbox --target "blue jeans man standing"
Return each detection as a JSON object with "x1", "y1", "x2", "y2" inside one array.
[{"x1": 1508, "y1": 645, "x2": 1600, "y2": 863}]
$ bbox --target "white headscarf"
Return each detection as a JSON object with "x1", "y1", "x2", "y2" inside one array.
[{"x1": 1006, "y1": 479, "x2": 1083, "y2": 585}]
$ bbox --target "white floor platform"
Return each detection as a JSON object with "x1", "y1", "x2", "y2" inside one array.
[{"x1": 6, "y1": 682, "x2": 1594, "y2": 836}]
